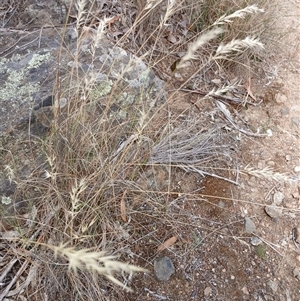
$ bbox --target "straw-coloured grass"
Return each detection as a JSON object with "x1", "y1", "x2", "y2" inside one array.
[{"x1": 0, "y1": 0, "x2": 284, "y2": 300}]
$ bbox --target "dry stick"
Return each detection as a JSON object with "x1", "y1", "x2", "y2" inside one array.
[
  {"x1": 0, "y1": 260, "x2": 29, "y2": 301},
  {"x1": 215, "y1": 100, "x2": 268, "y2": 137},
  {"x1": 0, "y1": 259, "x2": 18, "y2": 284},
  {"x1": 179, "y1": 88, "x2": 262, "y2": 106}
]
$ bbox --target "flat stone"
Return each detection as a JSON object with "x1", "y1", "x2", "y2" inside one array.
[
  {"x1": 280, "y1": 107, "x2": 290, "y2": 116},
  {"x1": 204, "y1": 287, "x2": 212, "y2": 296},
  {"x1": 273, "y1": 191, "x2": 284, "y2": 205},
  {"x1": 244, "y1": 217, "x2": 256, "y2": 233},
  {"x1": 293, "y1": 267, "x2": 300, "y2": 277},
  {"x1": 291, "y1": 117, "x2": 299, "y2": 126},
  {"x1": 275, "y1": 93, "x2": 287, "y2": 103},
  {"x1": 265, "y1": 205, "x2": 282, "y2": 219},
  {"x1": 267, "y1": 280, "x2": 278, "y2": 293},
  {"x1": 250, "y1": 237, "x2": 262, "y2": 246},
  {"x1": 154, "y1": 256, "x2": 175, "y2": 282}
]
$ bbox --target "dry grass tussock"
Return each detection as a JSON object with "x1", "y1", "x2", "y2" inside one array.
[{"x1": 0, "y1": 0, "x2": 287, "y2": 299}]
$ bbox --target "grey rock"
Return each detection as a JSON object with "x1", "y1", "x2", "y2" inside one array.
[
  {"x1": 293, "y1": 267, "x2": 300, "y2": 277},
  {"x1": 275, "y1": 93, "x2": 287, "y2": 103},
  {"x1": 292, "y1": 117, "x2": 299, "y2": 126},
  {"x1": 204, "y1": 287, "x2": 212, "y2": 296},
  {"x1": 267, "y1": 280, "x2": 278, "y2": 293},
  {"x1": 154, "y1": 256, "x2": 175, "y2": 282},
  {"x1": 273, "y1": 191, "x2": 284, "y2": 205},
  {"x1": 280, "y1": 107, "x2": 290, "y2": 116},
  {"x1": 285, "y1": 154, "x2": 291, "y2": 161},
  {"x1": 250, "y1": 237, "x2": 262, "y2": 246},
  {"x1": 244, "y1": 217, "x2": 256, "y2": 233},
  {"x1": 265, "y1": 205, "x2": 282, "y2": 219}
]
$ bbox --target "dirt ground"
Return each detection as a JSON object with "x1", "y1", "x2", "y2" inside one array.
[{"x1": 0, "y1": 1, "x2": 300, "y2": 300}]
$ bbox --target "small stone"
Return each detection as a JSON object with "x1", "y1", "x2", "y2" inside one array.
[
  {"x1": 292, "y1": 191, "x2": 299, "y2": 199},
  {"x1": 291, "y1": 117, "x2": 299, "y2": 126},
  {"x1": 273, "y1": 191, "x2": 284, "y2": 205},
  {"x1": 285, "y1": 154, "x2": 291, "y2": 161},
  {"x1": 294, "y1": 166, "x2": 300, "y2": 172},
  {"x1": 280, "y1": 107, "x2": 290, "y2": 116},
  {"x1": 275, "y1": 93, "x2": 287, "y2": 103},
  {"x1": 244, "y1": 217, "x2": 256, "y2": 233},
  {"x1": 294, "y1": 227, "x2": 300, "y2": 244},
  {"x1": 204, "y1": 287, "x2": 212, "y2": 296},
  {"x1": 267, "y1": 280, "x2": 278, "y2": 293},
  {"x1": 265, "y1": 206, "x2": 282, "y2": 219},
  {"x1": 154, "y1": 256, "x2": 175, "y2": 282},
  {"x1": 211, "y1": 78, "x2": 221, "y2": 85},
  {"x1": 250, "y1": 237, "x2": 262, "y2": 246},
  {"x1": 242, "y1": 286, "x2": 249, "y2": 295},
  {"x1": 293, "y1": 267, "x2": 300, "y2": 277}
]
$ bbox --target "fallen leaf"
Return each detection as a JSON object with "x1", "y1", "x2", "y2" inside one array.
[
  {"x1": 120, "y1": 190, "x2": 127, "y2": 222},
  {"x1": 157, "y1": 236, "x2": 177, "y2": 251},
  {"x1": 244, "y1": 77, "x2": 257, "y2": 101}
]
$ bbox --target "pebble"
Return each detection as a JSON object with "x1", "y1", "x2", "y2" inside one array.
[
  {"x1": 204, "y1": 287, "x2": 212, "y2": 296},
  {"x1": 293, "y1": 227, "x2": 300, "y2": 244},
  {"x1": 291, "y1": 117, "x2": 299, "y2": 126},
  {"x1": 292, "y1": 191, "x2": 299, "y2": 199},
  {"x1": 244, "y1": 217, "x2": 256, "y2": 233},
  {"x1": 241, "y1": 286, "x2": 249, "y2": 295},
  {"x1": 267, "y1": 280, "x2": 278, "y2": 293},
  {"x1": 250, "y1": 237, "x2": 262, "y2": 246},
  {"x1": 293, "y1": 267, "x2": 300, "y2": 280},
  {"x1": 285, "y1": 154, "x2": 291, "y2": 161},
  {"x1": 294, "y1": 166, "x2": 300, "y2": 172},
  {"x1": 273, "y1": 191, "x2": 284, "y2": 205},
  {"x1": 275, "y1": 93, "x2": 287, "y2": 103},
  {"x1": 154, "y1": 256, "x2": 175, "y2": 282},
  {"x1": 264, "y1": 205, "x2": 282, "y2": 219},
  {"x1": 293, "y1": 267, "x2": 300, "y2": 277},
  {"x1": 280, "y1": 107, "x2": 290, "y2": 116}
]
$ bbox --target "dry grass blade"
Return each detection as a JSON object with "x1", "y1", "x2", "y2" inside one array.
[
  {"x1": 52, "y1": 244, "x2": 147, "y2": 292},
  {"x1": 177, "y1": 27, "x2": 224, "y2": 69},
  {"x1": 242, "y1": 166, "x2": 296, "y2": 183},
  {"x1": 121, "y1": 190, "x2": 127, "y2": 222},
  {"x1": 214, "y1": 36, "x2": 264, "y2": 59},
  {"x1": 213, "y1": 4, "x2": 265, "y2": 26}
]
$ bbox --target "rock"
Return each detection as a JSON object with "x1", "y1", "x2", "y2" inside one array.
[
  {"x1": 204, "y1": 286, "x2": 212, "y2": 296},
  {"x1": 294, "y1": 166, "x2": 300, "y2": 172},
  {"x1": 291, "y1": 117, "x2": 299, "y2": 126},
  {"x1": 250, "y1": 237, "x2": 262, "y2": 246},
  {"x1": 264, "y1": 205, "x2": 282, "y2": 219},
  {"x1": 273, "y1": 191, "x2": 284, "y2": 205},
  {"x1": 154, "y1": 256, "x2": 175, "y2": 282},
  {"x1": 267, "y1": 280, "x2": 278, "y2": 293},
  {"x1": 244, "y1": 217, "x2": 256, "y2": 233},
  {"x1": 293, "y1": 267, "x2": 300, "y2": 277},
  {"x1": 275, "y1": 93, "x2": 287, "y2": 103},
  {"x1": 241, "y1": 286, "x2": 249, "y2": 295},
  {"x1": 285, "y1": 154, "x2": 291, "y2": 161},
  {"x1": 292, "y1": 191, "x2": 299, "y2": 199},
  {"x1": 293, "y1": 227, "x2": 300, "y2": 244},
  {"x1": 280, "y1": 107, "x2": 290, "y2": 116}
]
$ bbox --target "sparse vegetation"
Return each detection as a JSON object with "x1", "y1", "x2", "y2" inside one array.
[{"x1": 1, "y1": 0, "x2": 297, "y2": 300}]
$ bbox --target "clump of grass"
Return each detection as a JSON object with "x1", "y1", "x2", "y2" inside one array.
[
  {"x1": 255, "y1": 244, "x2": 267, "y2": 260},
  {"x1": 52, "y1": 244, "x2": 147, "y2": 291},
  {"x1": 0, "y1": 0, "x2": 278, "y2": 300}
]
